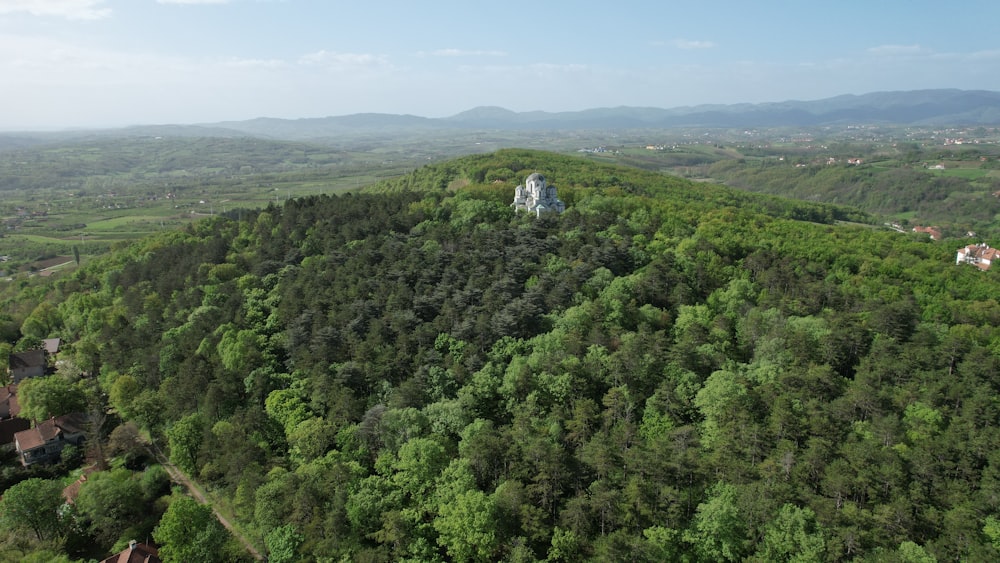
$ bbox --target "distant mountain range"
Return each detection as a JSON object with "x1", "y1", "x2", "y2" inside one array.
[
  {"x1": 201, "y1": 89, "x2": 1000, "y2": 140},
  {"x1": 4, "y1": 90, "x2": 1000, "y2": 145}
]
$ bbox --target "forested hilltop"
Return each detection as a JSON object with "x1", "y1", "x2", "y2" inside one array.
[{"x1": 5, "y1": 149, "x2": 1000, "y2": 561}]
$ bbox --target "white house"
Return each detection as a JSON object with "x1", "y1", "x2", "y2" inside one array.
[{"x1": 956, "y1": 243, "x2": 1000, "y2": 270}]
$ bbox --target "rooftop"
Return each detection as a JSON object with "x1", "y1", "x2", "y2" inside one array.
[
  {"x1": 14, "y1": 412, "x2": 87, "y2": 451},
  {"x1": 100, "y1": 541, "x2": 161, "y2": 563}
]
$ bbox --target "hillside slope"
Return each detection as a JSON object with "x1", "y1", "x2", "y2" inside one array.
[{"x1": 6, "y1": 150, "x2": 1000, "y2": 561}]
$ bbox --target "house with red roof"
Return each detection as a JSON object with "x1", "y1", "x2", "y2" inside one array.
[
  {"x1": 13, "y1": 412, "x2": 86, "y2": 466},
  {"x1": 100, "y1": 540, "x2": 161, "y2": 563},
  {"x1": 956, "y1": 243, "x2": 1000, "y2": 270},
  {"x1": 913, "y1": 226, "x2": 942, "y2": 241}
]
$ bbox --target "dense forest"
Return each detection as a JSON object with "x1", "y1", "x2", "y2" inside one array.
[{"x1": 4, "y1": 149, "x2": 1000, "y2": 561}]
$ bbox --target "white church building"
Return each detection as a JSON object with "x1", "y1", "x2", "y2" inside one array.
[{"x1": 512, "y1": 173, "x2": 566, "y2": 216}]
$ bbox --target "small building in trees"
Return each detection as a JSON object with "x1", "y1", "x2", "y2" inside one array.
[
  {"x1": 8, "y1": 349, "x2": 47, "y2": 383},
  {"x1": 913, "y1": 225, "x2": 942, "y2": 241},
  {"x1": 99, "y1": 540, "x2": 161, "y2": 563},
  {"x1": 42, "y1": 338, "x2": 61, "y2": 356},
  {"x1": 512, "y1": 173, "x2": 566, "y2": 216},
  {"x1": 956, "y1": 243, "x2": 1000, "y2": 270},
  {"x1": 14, "y1": 412, "x2": 86, "y2": 466}
]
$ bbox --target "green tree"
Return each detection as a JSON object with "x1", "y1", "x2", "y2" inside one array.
[
  {"x1": 694, "y1": 368, "x2": 751, "y2": 450},
  {"x1": 286, "y1": 416, "x2": 336, "y2": 464},
  {"x1": 20, "y1": 301, "x2": 61, "y2": 339},
  {"x1": 0, "y1": 478, "x2": 66, "y2": 540},
  {"x1": 20, "y1": 551, "x2": 74, "y2": 563},
  {"x1": 140, "y1": 465, "x2": 171, "y2": 502},
  {"x1": 13, "y1": 335, "x2": 44, "y2": 352},
  {"x1": 265, "y1": 524, "x2": 303, "y2": 563},
  {"x1": 641, "y1": 526, "x2": 683, "y2": 561},
  {"x1": 217, "y1": 326, "x2": 267, "y2": 375},
  {"x1": 986, "y1": 516, "x2": 1000, "y2": 551},
  {"x1": 751, "y1": 504, "x2": 826, "y2": 562},
  {"x1": 0, "y1": 342, "x2": 11, "y2": 382},
  {"x1": 166, "y1": 413, "x2": 204, "y2": 474},
  {"x1": 392, "y1": 436, "x2": 450, "y2": 500},
  {"x1": 684, "y1": 482, "x2": 748, "y2": 562},
  {"x1": 153, "y1": 496, "x2": 229, "y2": 563},
  {"x1": 433, "y1": 489, "x2": 498, "y2": 562},
  {"x1": 547, "y1": 526, "x2": 582, "y2": 562},
  {"x1": 895, "y1": 541, "x2": 938, "y2": 562},
  {"x1": 75, "y1": 468, "x2": 144, "y2": 545},
  {"x1": 16, "y1": 375, "x2": 86, "y2": 422},
  {"x1": 108, "y1": 373, "x2": 142, "y2": 420}
]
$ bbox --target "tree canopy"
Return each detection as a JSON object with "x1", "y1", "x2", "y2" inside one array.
[{"x1": 4, "y1": 148, "x2": 1000, "y2": 561}]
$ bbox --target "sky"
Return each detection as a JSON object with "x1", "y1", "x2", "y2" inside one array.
[{"x1": 2, "y1": 0, "x2": 1000, "y2": 130}]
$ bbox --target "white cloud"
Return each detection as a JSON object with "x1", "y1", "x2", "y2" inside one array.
[
  {"x1": 2, "y1": 34, "x2": 121, "y2": 72},
  {"x1": 672, "y1": 38, "x2": 716, "y2": 50},
  {"x1": 967, "y1": 49, "x2": 1000, "y2": 61},
  {"x1": 157, "y1": 0, "x2": 231, "y2": 4},
  {"x1": 866, "y1": 45, "x2": 935, "y2": 58},
  {"x1": 867, "y1": 44, "x2": 928, "y2": 57},
  {"x1": 297, "y1": 50, "x2": 390, "y2": 70},
  {"x1": 866, "y1": 46, "x2": 1000, "y2": 64},
  {"x1": 455, "y1": 62, "x2": 589, "y2": 75},
  {"x1": 222, "y1": 56, "x2": 286, "y2": 69},
  {"x1": 0, "y1": 0, "x2": 111, "y2": 20},
  {"x1": 423, "y1": 48, "x2": 507, "y2": 57}
]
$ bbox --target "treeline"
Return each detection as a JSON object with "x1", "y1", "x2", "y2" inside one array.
[{"x1": 5, "y1": 149, "x2": 1000, "y2": 561}]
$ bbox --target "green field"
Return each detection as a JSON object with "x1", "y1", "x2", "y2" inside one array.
[{"x1": 929, "y1": 167, "x2": 990, "y2": 180}]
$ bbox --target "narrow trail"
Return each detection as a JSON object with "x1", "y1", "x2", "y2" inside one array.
[{"x1": 149, "y1": 443, "x2": 265, "y2": 561}]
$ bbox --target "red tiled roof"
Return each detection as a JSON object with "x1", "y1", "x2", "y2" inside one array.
[
  {"x1": 14, "y1": 412, "x2": 87, "y2": 452},
  {"x1": 99, "y1": 542, "x2": 161, "y2": 563},
  {"x1": 15, "y1": 419, "x2": 60, "y2": 451},
  {"x1": 913, "y1": 226, "x2": 942, "y2": 240}
]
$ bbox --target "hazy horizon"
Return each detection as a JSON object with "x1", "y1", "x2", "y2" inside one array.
[{"x1": 3, "y1": 0, "x2": 1000, "y2": 130}]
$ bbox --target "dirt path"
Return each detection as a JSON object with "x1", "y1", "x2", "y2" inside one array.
[{"x1": 150, "y1": 443, "x2": 265, "y2": 561}]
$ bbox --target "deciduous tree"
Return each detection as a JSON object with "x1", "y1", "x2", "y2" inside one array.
[
  {"x1": 17, "y1": 375, "x2": 86, "y2": 422},
  {"x1": 153, "y1": 496, "x2": 228, "y2": 563},
  {"x1": 0, "y1": 478, "x2": 65, "y2": 541}
]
